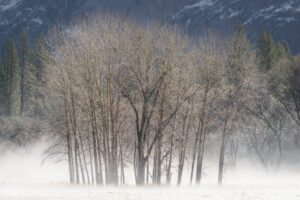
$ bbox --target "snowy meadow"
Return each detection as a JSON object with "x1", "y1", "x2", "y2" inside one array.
[{"x1": 0, "y1": 142, "x2": 300, "y2": 200}]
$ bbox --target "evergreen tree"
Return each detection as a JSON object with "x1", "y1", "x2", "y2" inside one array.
[
  {"x1": 234, "y1": 21, "x2": 246, "y2": 39},
  {"x1": 0, "y1": 57, "x2": 8, "y2": 114},
  {"x1": 256, "y1": 31, "x2": 277, "y2": 71},
  {"x1": 283, "y1": 40, "x2": 292, "y2": 58},
  {"x1": 31, "y1": 35, "x2": 50, "y2": 116},
  {"x1": 5, "y1": 38, "x2": 21, "y2": 116},
  {"x1": 18, "y1": 29, "x2": 33, "y2": 115},
  {"x1": 226, "y1": 22, "x2": 251, "y2": 85},
  {"x1": 275, "y1": 41, "x2": 287, "y2": 61}
]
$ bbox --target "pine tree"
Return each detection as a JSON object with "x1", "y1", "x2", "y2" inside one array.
[
  {"x1": 226, "y1": 22, "x2": 251, "y2": 85},
  {"x1": 18, "y1": 29, "x2": 33, "y2": 115},
  {"x1": 256, "y1": 31, "x2": 277, "y2": 71},
  {"x1": 275, "y1": 41, "x2": 287, "y2": 61},
  {"x1": 234, "y1": 21, "x2": 246, "y2": 39},
  {"x1": 5, "y1": 38, "x2": 21, "y2": 116},
  {"x1": 0, "y1": 57, "x2": 8, "y2": 114},
  {"x1": 31, "y1": 35, "x2": 50, "y2": 116},
  {"x1": 283, "y1": 40, "x2": 292, "y2": 58}
]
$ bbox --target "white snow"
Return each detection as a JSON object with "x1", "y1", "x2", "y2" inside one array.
[
  {"x1": 243, "y1": 17, "x2": 253, "y2": 25},
  {"x1": 171, "y1": 12, "x2": 180, "y2": 20},
  {"x1": 0, "y1": 141, "x2": 300, "y2": 200},
  {"x1": 277, "y1": 17, "x2": 296, "y2": 22},
  {"x1": 263, "y1": 14, "x2": 273, "y2": 20},
  {"x1": 228, "y1": 10, "x2": 240, "y2": 18},
  {"x1": 32, "y1": 17, "x2": 43, "y2": 25},
  {"x1": 38, "y1": 6, "x2": 46, "y2": 12},
  {"x1": 213, "y1": 6, "x2": 224, "y2": 14},
  {"x1": 295, "y1": 7, "x2": 300, "y2": 12},
  {"x1": 262, "y1": 6, "x2": 275, "y2": 12},
  {"x1": 275, "y1": 2, "x2": 293, "y2": 13},
  {"x1": 185, "y1": 19, "x2": 191, "y2": 27},
  {"x1": 0, "y1": 0, "x2": 20, "y2": 11},
  {"x1": 0, "y1": 185, "x2": 299, "y2": 200},
  {"x1": 185, "y1": 0, "x2": 216, "y2": 10},
  {"x1": 0, "y1": 19, "x2": 9, "y2": 26}
]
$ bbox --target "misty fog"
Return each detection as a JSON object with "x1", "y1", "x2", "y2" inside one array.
[{"x1": 0, "y1": 140, "x2": 300, "y2": 200}]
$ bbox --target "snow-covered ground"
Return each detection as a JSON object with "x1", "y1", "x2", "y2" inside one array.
[
  {"x1": 0, "y1": 184, "x2": 299, "y2": 200},
  {"x1": 0, "y1": 143, "x2": 300, "y2": 200}
]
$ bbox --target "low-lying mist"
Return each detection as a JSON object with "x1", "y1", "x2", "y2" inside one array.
[
  {"x1": 0, "y1": 139, "x2": 299, "y2": 187},
  {"x1": 0, "y1": 140, "x2": 67, "y2": 185}
]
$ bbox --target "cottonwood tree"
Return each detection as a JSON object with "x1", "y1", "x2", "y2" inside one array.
[
  {"x1": 45, "y1": 16, "x2": 195, "y2": 186},
  {"x1": 152, "y1": 34, "x2": 197, "y2": 185},
  {"x1": 122, "y1": 24, "x2": 196, "y2": 185},
  {"x1": 245, "y1": 87, "x2": 288, "y2": 169},
  {"x1": 41, "y1": 15, "x2": 298, "y2": 187},
  {"x1": 177, "y1": 97, "x2": 199, "y2": 185},
  {"x1": 217, "y1": 22, "x2": 255, "y2": 185},
  {"x1": 189, "y1": 36, "x2": 223, "y2": 184},
  {"x1": 270, "y1": 56, "x2": 300, "y2": 127}
]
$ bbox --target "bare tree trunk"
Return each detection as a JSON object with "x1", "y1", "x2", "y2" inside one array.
[
  {"x1": 152, "y1": 146, "x2": 157, "y2": 184},
  {"x1": 120, "y1": 139, "x2": 125, "y2": 185},
  {"x1": 136, "y1": 157, "x2": 145, "y2": 185},
  {"x1": 78, "y1": 128, "x2": 90, "y2": 185},
  {"x1": 166, "y1": 134, "x2": 173, "y2": 184},
  {"x1": 91, "y1": 124, "x2": 100, "y2": 184},
  {"x1": 96, "y1": 130, "x2": 104, "y2": 185},
  {"x1": 195, "y1": 127, "x2": 206, "y2": 184},
  {"x1": 177, "y1": 100, "x2": 191, "y2": 185},
  {"x1": 229, "y1": 137, "x2": 239, "y2": 169},
  {"x1": 276, "y1": 132, "x2": 283, "y2": 170},
  {"x1": 156, "y1": 127, "x2": 163, "y2": 184},
  {"x1": 88, "y1": 127, "x2": 95, "y2": 185},
  {"x1": 218, "y1": 88, "x2": 233, "y2": 185},
  {"x1": 64, "y1": 89, "x2": 75, "y2": 184},
  {"x1": 153, "y1": 91, "x2": 166, "y2": 185},
  {"x1": 67, "y1": 130, "x2": 75, "y2": 184},
  {"x1": 74, "y1": 138, "x2": 80, "y2": 184},
  {"x1": 136, "y1": 137, "x2": 145, "y2": 185},
  {"x1": 218, "y1": 125, "x2": 227, "y2": 185},
  {"x1": 101, "y1": 119, "x2": 109, "y2": 185},
  {"x1": 134, "y1": 141, "x2": 137, "y2": 182},
  {"x1": 146, "y1": 138, "x2": 150, "y2": 184},
  {"x1": 78, "y1": 145, "x2": 86, "y2": 184},
  {"x1": 167, "y1": 110, "x2": 178, "y2": 185},
  {"x1": 153, "y1": 130, "x2": 162, "y2": 184},
  {"x1": 195, "y1": 90, "x2": 207, "y2": 184},
  {"x1": 69, "y1": 90, "x2": 86, "y2": 185},
  {"x1": 189, "y1": 125, "x2": 199, "y2": 184}
]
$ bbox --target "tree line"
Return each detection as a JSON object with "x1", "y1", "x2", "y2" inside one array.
[
  {"x1": 0, "y1": 16, "x2": 299, "y2": 186},
  {"x1": 0, "y1": 30, "x2": 49, "y2": 118}
]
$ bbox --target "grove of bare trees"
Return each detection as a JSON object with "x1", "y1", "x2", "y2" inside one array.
[{"x1": 1, "y1": 15, "x2": 298, "y2": 186}]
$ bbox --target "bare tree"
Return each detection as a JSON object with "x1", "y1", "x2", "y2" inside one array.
[{"x1": 217, "y1": 24, "x2": 255, "y2": 185}]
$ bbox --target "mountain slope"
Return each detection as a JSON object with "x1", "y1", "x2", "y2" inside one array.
[
  {"x1": 0, "y1": 0, "x2": 299, "y2": 54},
  {"x1": 172, "y1": 0, "x2": 300, "y2": 52}
]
